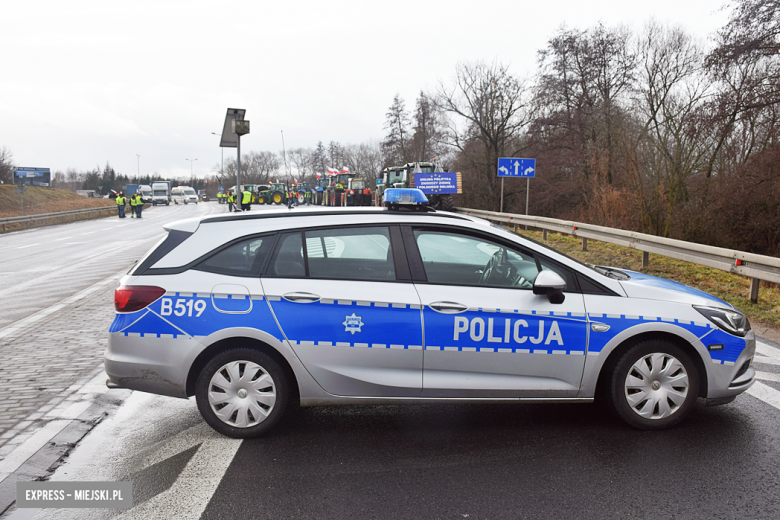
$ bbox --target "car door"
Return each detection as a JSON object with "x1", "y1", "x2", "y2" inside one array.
[
  {"x1": 262, "y1": 226, "x2": 425, "y2": 397},
  {"x1": 404, "y1": 226, "x2": 589, "y2": 398}
]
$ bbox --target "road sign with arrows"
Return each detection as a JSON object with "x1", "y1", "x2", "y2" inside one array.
[{"x1": 497, "y1": 157, "x2": 535, "y2": 177}]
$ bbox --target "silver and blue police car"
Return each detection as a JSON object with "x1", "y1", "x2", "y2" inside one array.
[{"x1": 105, "y1": 189, "x2": 756, "y2": 438}]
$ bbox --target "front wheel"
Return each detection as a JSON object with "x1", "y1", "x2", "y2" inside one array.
[
  {"x1": 196, "y1": 348, "x2": 291, "y2": 438},
  {"x1": 610, "y1": 340, "x2": 699, "y2": 430},
  {"x1": 272, "y1": 191, "x2": 284, "y2": 205}
]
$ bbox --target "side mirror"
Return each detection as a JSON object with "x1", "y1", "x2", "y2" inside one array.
[{"x1": 533, "y1": 271, "x2": 566, "y2": 304}]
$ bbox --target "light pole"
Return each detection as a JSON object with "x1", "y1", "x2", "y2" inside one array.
[
  {"x1": 136, "y1": 154, "x2": 140, "y2": 180},
  {"x1": 185, "y1": 158, "x2": 197, "y2": 185}
]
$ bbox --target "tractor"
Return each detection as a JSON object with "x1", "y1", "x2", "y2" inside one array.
[
  {"x1": 344, "y1": 177, "x2": 372, "y2": 206},
  {"x1": 255, "y1": 183, "x2": 287, "y2": 205},
  {"x1": 377, "y1": 162, "x2": 456, "y2": 211}
]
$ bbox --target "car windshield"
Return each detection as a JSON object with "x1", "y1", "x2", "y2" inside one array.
[{"x1": 184, "y1": 188, "x2": 196, "y2": 195}]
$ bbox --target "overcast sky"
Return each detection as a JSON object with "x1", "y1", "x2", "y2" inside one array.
[{"x1": 1, "y1": 0, "x2": 732, "y2": 179}]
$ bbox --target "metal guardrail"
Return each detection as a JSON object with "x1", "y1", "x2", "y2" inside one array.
[
  {"x1": 0, "y1": 206, "x2": 117, "y2": 231},
  {"x1": 456, "y1": 208, "x2": 780, "y2": 303}
]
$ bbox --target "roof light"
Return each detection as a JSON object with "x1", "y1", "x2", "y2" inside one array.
[{"x1": 383, "y1": 188, "x2": 428, "y2": 208}]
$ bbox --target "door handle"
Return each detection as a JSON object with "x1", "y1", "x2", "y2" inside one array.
[
  {"x1": 429, "y1": 301, "x2": 469, "y2": 314},
  {"x1": 282, "y1": 292, "x2": 321, "y2": 303}
]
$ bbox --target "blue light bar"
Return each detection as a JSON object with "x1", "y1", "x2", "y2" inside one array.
[{"x1": 383, "y1": 188, "x2": 429, "y2": 208}]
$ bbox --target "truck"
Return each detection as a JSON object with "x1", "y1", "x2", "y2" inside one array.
[
  {"x1": 377, "y1": 162, "x2": 456, "y2": 211},
  {"x1": 123, "y1": 184, "x2": 138, "y2": 198},
  {"x1": 151, "y1": 181, "x2": 171, "y2": 206}
]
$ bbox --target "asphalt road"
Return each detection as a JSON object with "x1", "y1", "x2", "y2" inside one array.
[
  {"x1": 0, "y1": 202, "x2": 221, "y2": 330},
  {"x1": 2, "y1": 202, "x2": 780, "y2": 519}
]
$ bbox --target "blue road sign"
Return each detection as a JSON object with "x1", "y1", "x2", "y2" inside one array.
[
  {"x1": 415, "y1": 172, "x2": 459, "y2": 194},
  {"x1": 497, "y1": 158, "x2": 535, "y2": 178}
]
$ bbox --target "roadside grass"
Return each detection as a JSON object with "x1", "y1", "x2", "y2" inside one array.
[
  {"x1": 516, "y1": 228, "x2": 780, "y2": 329},
  {"x1": 0, "y1": 185, "x2": 113, "y2": 219}
]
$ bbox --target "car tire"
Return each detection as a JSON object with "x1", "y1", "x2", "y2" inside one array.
[
  {"x1": 610, "y1": 340, "x2": 699, "y2": 430},
  {"x1": 441, "y1": 195, "x2": 455, "y2": 212},
  {"x1": 196, "y1": 348, "x2": 291, "y2": 438}
]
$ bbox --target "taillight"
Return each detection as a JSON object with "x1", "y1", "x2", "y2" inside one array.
[{"x1": 114, "y1": 286, "x2": 166, "y2": 313}]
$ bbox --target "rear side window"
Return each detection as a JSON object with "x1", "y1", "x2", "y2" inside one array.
[
  {"x1": 196, "y1": 236, "x2": 272, "y2": 277},
  {"x1": 305, "y1": 227, "x2": 395, "y2": 281}
]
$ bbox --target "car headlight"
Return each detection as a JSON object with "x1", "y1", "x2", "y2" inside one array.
[{"x1": 693, "y1": 306, "x2": 751, "y2": 337}]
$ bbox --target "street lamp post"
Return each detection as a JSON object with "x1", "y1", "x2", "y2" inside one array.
[
  {"x1": 136, "y1": 154, "x2": 140, "y2": 179},
  {"x1": 185, "y1": 158, "x2": 197, "y2": 185}
]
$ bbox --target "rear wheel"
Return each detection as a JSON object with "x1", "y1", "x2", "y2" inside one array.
[
  {"x1": 196, "y1": 348, "x2": 291, "y2": 438},
  {"x1": 272, "y1": 191, "x2": 284, "y2": 204},
  {"x1": 441, "y1": 194, "x2": 455, "y2": 212},
  {"x1": 610, "y1": 340, "x2": 699, "y2": 430}
]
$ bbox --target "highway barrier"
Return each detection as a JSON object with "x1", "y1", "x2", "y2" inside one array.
[
  {"x1": 0, "y1": 206, "x2": 118, "y2": 232},
  {"x1": 456, "y1": 207, "x2": 780, "y2": 304}
]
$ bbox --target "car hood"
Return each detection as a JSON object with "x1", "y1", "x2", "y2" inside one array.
[{"x1": 617, "y1": 270, "x2": 733, "y2": 309}]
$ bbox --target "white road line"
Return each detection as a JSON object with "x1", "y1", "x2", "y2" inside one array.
[
  {"x1": 15, "y1": 243, "x2": 40, "y2": 249},
  {"x1": 80, "y1": 231, "x2": 96, "y2": 236},
  {"x1": 0, "y1": 267, "x2": 125, "y2": 341},
  {"x1": 756, "y1": 371, "x2": 780, "y2": 383},
  {"x1": 0, "y1": 399, "x2": 93, "y2": 483},
  {"x1": 53, "y1": 236, "x2": 72, "y2": 241},
  {"x1": 747, "y1": 381, "x2": 780, "y2": 411},
  {"x1": 757, "y1": 340, "x2": 780, "y2": 360},
  {"x1": 116, "y1": 433, "x2": 242, "y2": 519},
  {"x1": 753, "y1": 356, "x2": 780, "y2": 366},
  {"x1": 0, "y1": 242, "x2": 127, "y2": 300},
  {"x1": 65, "y1": 241, "x2": 88, "y2": 245}
]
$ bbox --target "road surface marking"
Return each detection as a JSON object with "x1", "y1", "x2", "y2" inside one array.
[
  {"x1": 747, "y1": 381, "x2": 780, "y2": 411},
  {"x1": 0, "y1": 268, "x2": 124, "y2": 341},
  {"x1": 80, "y1": 231, "x2": 96, "y2": 236},
  {"x1": 15, "y1": 243, "x2": 40, "y2": 249},
  {"x1": 53, "y1": 236, "x2": 72, "y2": 241},
  {"x1": 756, "y1": 371, "x2": 780, "y2": 383},
  {"x1": 115, "y1": 427, "x2": 242, "y2": 519},
  {"x1": 0, "y1": 399, "x2": 93, "y2": 483}
]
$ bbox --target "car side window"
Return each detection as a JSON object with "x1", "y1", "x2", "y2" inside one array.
[
  {"x1": 195, "y1": 236, "x2": 272, "y2": 277},
  {"x1": 268, "y1": 233, "x2": 305, "y2": 277},
  {"x1": 413, "y1": 229, "x2": 538, "y2": 288},
  {"x1": 305, "y1": 227, "x2": 395, "y2": 281}
]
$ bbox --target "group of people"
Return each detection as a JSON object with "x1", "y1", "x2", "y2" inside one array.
[
  {"x1": 115, "y1": 191, "x2": 145, "y2": 219},
  {"x1": 225, "y1": 189, "x2": 253, "y2": 212}
]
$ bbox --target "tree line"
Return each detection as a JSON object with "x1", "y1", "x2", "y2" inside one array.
[{"x1": 2, "y1": 1, "x2": 778, "y2": 255}]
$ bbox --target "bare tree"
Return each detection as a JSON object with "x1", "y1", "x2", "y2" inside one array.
[
  {"x1": 287, "y1": 148, "x2": 314, "y2": 183},
  {"x1": 0, "y1": 146, "x2": 14, "y2": 184},
  {"x1": 436, "y1": 61, "x2": 534, "y2": 210},
  {"x1": 343, "y1": 140, "x2": 384, "y2": 187}
]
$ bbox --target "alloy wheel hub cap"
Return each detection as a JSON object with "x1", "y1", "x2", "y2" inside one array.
[
  {"x1": 624, "y1": 353, "x2": 690, "y2": 420},
  {"x1": 237, "y1": 389, "x2": 248, "y2": 399}
]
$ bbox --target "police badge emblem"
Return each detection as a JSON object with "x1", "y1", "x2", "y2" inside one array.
[{"x1": 342, "y1": 313, "x2": 364, "y2": 334}]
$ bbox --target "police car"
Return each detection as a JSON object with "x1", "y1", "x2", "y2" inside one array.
[{"x1": 105, "y1": 189, "x2": 756, "y2": 438}]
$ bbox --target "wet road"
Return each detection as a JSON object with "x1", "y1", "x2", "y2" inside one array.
[{"x1": 5, "y1": 336, "x2": 780, "y2": 520}]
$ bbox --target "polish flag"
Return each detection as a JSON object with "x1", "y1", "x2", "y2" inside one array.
[
  {"x1": 343, "y1": 167, "x2": 349, "y2": 174},
  {"x1": 316, "y1": 172, "x2": 321, "y2": 179}
]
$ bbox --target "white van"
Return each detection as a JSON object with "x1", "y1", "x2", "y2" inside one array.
[{"x1": 171, "y1": 186, "x2": 198, "y2": 205}]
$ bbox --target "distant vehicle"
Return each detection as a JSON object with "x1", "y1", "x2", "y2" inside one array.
[
  {"x1": 198, "y1": 189, "x2": 209, "y2": 202},
  {"x1": 138, "y1": 185, "x2": 153, "y2": 204},
  {"x1": 378, "y1": 162, "x2": 456, "y2": 211},
  {"x1": 152, "y1": 181, "x2": 171, "y2": 206},
  {"x1": 123, "y1": 184, "x2": 139, "y2": 198},
  {"x1": 171, "y1": 186, "x2": 198, "y2": 205}
]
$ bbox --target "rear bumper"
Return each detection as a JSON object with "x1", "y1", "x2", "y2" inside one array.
[{"x1": 104, "y1": 332, "x2": 202, "y2": 398}]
